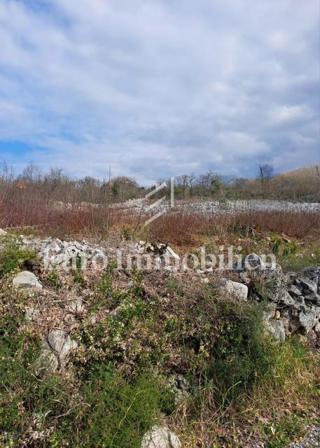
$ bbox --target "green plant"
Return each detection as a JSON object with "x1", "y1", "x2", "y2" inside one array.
[
  {"x1": 72, "y1": 256, "x2": 86, "y2": 285},
  {"x1": 0, "y1": 313, "x2": 73, "y2": 444},
  {"x1": 46, "y1": 269, "x2": 62, "y2": 289},
  {"x1": 281, "y1": 247, "x2": 320, "y2": 272},
  {"x1": 121, "y1": 224, "x2": 134, "y2": 241},
  {"x1": 271, "y1": 234, "x2": 297, "y2": 258},
  {"x1": 200, "y1": 302, "x2": 273, "y2": 405},
  {"x1": 264, "y1": 415, "x2": 304, "y2": 448},
  {"x1": 96, "y1": 261, "x2": 117, "y2": 296},
  {"x1": 0, "y1": 304, "x2": 173, "y2": 448},
  {"x1": 0, "y1": 237, "x2": 37, "y2": 278},
  {"x1": 76, "y1": 364, "x2": 172, "y2": 448}
]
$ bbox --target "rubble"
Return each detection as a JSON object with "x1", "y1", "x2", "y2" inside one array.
[
  {"x1": 243, "y1": 259, "x2": 320, "y2": 340},
  {"x1": 22, "y1": 236, "x2": 107, "y2": 270}
]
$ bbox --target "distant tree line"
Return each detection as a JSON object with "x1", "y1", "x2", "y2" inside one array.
[
  {"x1": 162, "y1": 164, "x2": 320, "y2": 202},
  {"x1": 0, "y1": 163, "x2": 145, "y2": 205},
  {"x1": 0, "y1": 162, "x2": 319, "y2": 205}
]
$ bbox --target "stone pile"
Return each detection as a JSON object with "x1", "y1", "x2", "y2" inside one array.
[
  {"x1": 22, "y1": 236, "x2": 107, "y2": 270},
  {"x1": 240, "y1": 255, "x2": 320, "y2": 342},
  {"x1": 114, "y1": 199, "x2": 320, "y2": 216}
]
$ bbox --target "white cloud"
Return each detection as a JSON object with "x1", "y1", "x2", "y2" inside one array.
[
  {"x1": 0, "y1": 0, "x2": 319, "y2": 182},
  {"x1": 272, "y1": 105, "x2": 312, "y2": 124}
]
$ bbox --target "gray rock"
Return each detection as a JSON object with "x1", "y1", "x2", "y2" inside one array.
[
  {"x1": 299, "y1": 311, "x2": 318, "y2": 334},
  {"x1": 304, "y1": 293, "x2": 320, "y2": 306},
  {"x1": 167, "y1": 374, "x2": 190, "y2": 405},
  {"x1": 165, "y1": 246, "x2": 180, "y2": 260},
  {"x1": 239, "y1": 271, "x2": 251, "y2": 284},
  {"x1": 264, "y1": 319, "x2": 286, "y2": 342},
  {"x1": 65, "y1": 298, "x2": 85, "y2": 315},
  {"x1": 35, "y1": 347, "x2": 59, "y2": 375},
  {"x1": 222, "y1": 280, "x2": 248, "y2": 301},
  {"x1": 13, "y1": 271, "x2": 42, "y2": 289},
  {"x1": 289, "y1": 426, "x2": 320, "y2": 448},
  {"x1": 288, "y1": 284, "x2": 302, "y2": 297},
  {"x1": 280, "y1": 291, "x2": 296, "y2": 306},
  {"x1": 0, "y1": 228, "x2": 7, "y2": 236},
  {"x1": 286, "y1": 295, "x2": 306, "y2": 312},
  {"x1": 314, "y1": 322, "x2": 320, "y2": 337},
  {"x1": 46, "y1": 330, "x2": 78, "y2": 369},
  {"x1": 25, "y1": 306, "x2": 40, "y2": 321},
  {"x1": 244, "y1": 253, "x2": 265, "y2": 271},
  {"x1": 141, "y1": 426, "x2": 181, "y2": 448},
  {"x1": 262, "y1": 303, "x2": 277, "y2": 321},
  {"x1": 249, "y1": 264, "x2": 287, "y2": 303},
  {"x1": 302, "y1": 267, "x2": 320, "y2": 285},
  {"x1": 298, "y1": 278, "x2": 318, "y2": 295},
  {"x1": 285, "y1": 272, "x2": 298, "y2": 284}
]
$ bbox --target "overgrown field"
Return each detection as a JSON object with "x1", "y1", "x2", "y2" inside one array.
[{"x1": 0, "y1": 210, "x2": 319, "y2": 447}]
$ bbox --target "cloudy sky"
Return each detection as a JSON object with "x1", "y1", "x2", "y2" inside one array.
[{"x1": 0, "y1": 0, "x2": 319, "y2": 184}]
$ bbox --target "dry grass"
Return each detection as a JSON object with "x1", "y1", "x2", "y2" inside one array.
[
  {"x1": 0, "y1": 191, "x2": 133, "y2": 237},
  {"x1": 1, "y1": 185, "x2": 319, "y2": 245},
  {"x1": 147, "y1": 210, "x2": 320, "y2": 247}
]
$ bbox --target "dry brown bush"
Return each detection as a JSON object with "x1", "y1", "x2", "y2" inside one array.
[{"x1": 148, "y1": 210, "x2": 320, "y2": 246}]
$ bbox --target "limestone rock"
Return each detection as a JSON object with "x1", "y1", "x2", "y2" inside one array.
[
  {"x1": 13, "y1": 271, "x2": 42, "y2": 289},
  {"x1": 298, "y1": 311, "x2": 318, "y2": 334},
  {"x1": 222, "y1": 280, "x2": 248, "y2": 301},
  {"x1": 141, "y1": 426, "x2": 181, "y2": 448},
  {"x1": 264, "y1": 319, "x2": 286, "y2": 342},
  {"x1": 288, "y1": 284, "x2": 302, "y2": 297},
  {"x1": 35, "y1": 347, "x2": 59, "y2": 375},
  {"x1": 65, "y1": 298, "x2": 85, "y2": 315},
  {"x1": 47, "y1": 330, "x2": 77, "y2": 360},
  {"x1": 298, "y1": 277, "x2": 318, "y2": 295},
  {"x1": 244, "y1": 253, "x2": 266, "y2": 271}
]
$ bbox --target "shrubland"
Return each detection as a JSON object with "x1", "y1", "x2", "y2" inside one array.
[
  {"x1": 0, "y1": 164, "x2": 319, "y2": 447},
  {"x1": 0, "y1": 233, "x2": 319, "y2": 447}
]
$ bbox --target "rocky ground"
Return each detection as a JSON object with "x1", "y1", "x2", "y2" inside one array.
[
  {"x1": 0, "y1": 229, "x2": 319, "y2": 447},
  {"x1": 19, "y1": 234, "x2": 320, "y2": 345},
  {"x1": 115, "y1": 198, "x2": 320, "y2": 216},
  {"x1": 289, "y1": 427, "x2": 320, "y2": 448}
]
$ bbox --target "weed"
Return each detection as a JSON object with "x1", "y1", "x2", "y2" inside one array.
[
  {"x1": 264, "y1": 415, "x2": 304, "y2": 448},
  {"x1": 96, "y1": 261, "x2": 117, "y2": 296},
  {"x1": 120, "y1": 224, "x2": 135, "y2": 241},
  {"x1": 46, "y1": 269, "x2": 62, "y2": 289},
  {"x1": 0, "y1": 237, "x2": 37, "y2": 278},
  {"x1": 0, "y1": 306, "x2": 173, "y2": 448},
  {"x1": 72, "y1": 256, "x2": 86, "y2": 285},
  {"x1": 198, "y1": 301, "x2": 273, "y2": 405},
  {"x1": 75, "y1": 364, "x2": 171, "y2": 448}
]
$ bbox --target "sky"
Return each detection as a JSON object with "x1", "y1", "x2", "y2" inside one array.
[{"x1": 0, "y1": 0, "x2": 319, "y2": 184}]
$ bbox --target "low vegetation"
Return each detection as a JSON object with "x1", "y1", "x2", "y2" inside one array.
[
  {"x1": 0, "y1": 165, "x2": 319, "y2": 447},
  {"x1": 0, "y1": 163, "x2": 320, "y2": 237},
  {"x1": 0, "y1": 235, "x2": 319, "y2": 447}
]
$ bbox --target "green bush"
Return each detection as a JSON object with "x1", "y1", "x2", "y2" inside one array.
[
  {"x1": 204, "y1": 301, "x2": 274, "y2": 405},
  {"x1": 0, "y1": 237, "x2": 37, "y2": 277},
  {"x1": 46, "y1": 269, "x2": 62, "y2": 289},
  {"x1": 74, "y1": 364, "x2": 171, "y2": 448},
  {"x1": 0, "y1": 311, "x2": 172, "y2": 448},
  {"x1": 0, "y1": 313, "x2": 72, "y2": 443}
]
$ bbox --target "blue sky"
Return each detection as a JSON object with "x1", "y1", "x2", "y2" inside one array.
[{"x1": 0, "y1": 0, "x2": 319, "y2": 184}]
